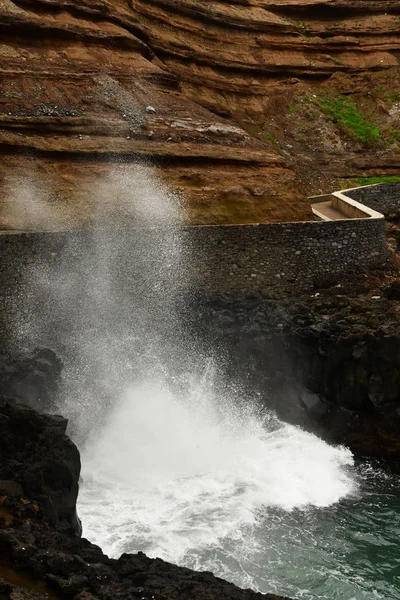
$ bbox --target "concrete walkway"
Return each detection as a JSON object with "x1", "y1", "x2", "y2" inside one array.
[{"x1": 312, "y1": 200, "x2": 347, "y2": 221}]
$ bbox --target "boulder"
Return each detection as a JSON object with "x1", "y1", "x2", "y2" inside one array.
[
  {"x1": 0, "y1": 398, "x2": 81, "y2": 536},
  {"x1": 0, "y1": 348, "x2": 62, "y2": 413}
]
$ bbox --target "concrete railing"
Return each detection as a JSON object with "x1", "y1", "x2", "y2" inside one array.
[
  {"x1": 331, "y1": 190, "x2": 384, "y2": 219},
  {"x1": 343, "y1": 182, "x2": 400, "y2": 216},
  {"x1": 311, "y1": 188, "x2": 385, "y2": 222}
]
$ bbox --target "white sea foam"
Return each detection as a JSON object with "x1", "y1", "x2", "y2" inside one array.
[{"x1": 78, "y1": 376, "x2": 356, "y2": 565}]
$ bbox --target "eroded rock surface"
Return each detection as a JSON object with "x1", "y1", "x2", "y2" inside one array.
[
  {"x1": 0, "y1": 348, "x2": 62, "y2": 413},
  {"x1": 132, "y1": 0, "x2": 400, "y2": 191},
  {"x1": 0, "y1": 398, "x2": 81, "y2": 535},
  {"x1": 186, "y1": 265, "x2": 400, "y2": 471},
  {"x1": 1, "y1": 0, "x2": 399, "y2": 227},
  {"x1": 0, "y1": 0, "x2": 310, "y2": 228}
]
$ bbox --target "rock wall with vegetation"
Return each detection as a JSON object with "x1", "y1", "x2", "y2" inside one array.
[{"x1": 1, "y1": 0, "x2": 399, "y2": 228}]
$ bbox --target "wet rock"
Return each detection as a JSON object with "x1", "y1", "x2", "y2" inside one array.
[
  {"x1": 0, "y1": 399, "x2": 81, "y2": 536},
  {"x1": 0, "y1": 386, "x2": 293, "y2": 600},
  {"x1": 0, "y1": 481, "x2": 24, "y2": 496},
  {"x1": 384, "y1": 280, "x2": 400, "y2": 300},
  {"x1": 185, "y1": 288, "x2": 400, "y2": 471},
  {"x1": 300, "y1": 390, "x2": 327, "y2": 418},
  {"x1": 0, "y1": 349, "x2": 62, "y2": 413},
  {"x1": 47, "y1": 573, "x2": 88, "y2": 595}
]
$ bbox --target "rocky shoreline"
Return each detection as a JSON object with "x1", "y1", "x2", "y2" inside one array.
[
  {"x1": 1, "y1": 266, "x2": 400, "y2": 599},
  {"x1": 185, "y1": 267, "x2": 400, "y2": 472},
  {"x1": 0, "y1": 398, "x2": 292, "y2": 600}
]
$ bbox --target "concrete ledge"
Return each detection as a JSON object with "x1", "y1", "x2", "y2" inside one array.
[
  {"x1": 310, "y1": 188, "x2": 385, "y2": 222},
  {"x1": 332, "y1": 190, "x2": 384, "y2": 220},
  {"x1": 341, "y1": 182, "x2": 400, "y2": 217}
]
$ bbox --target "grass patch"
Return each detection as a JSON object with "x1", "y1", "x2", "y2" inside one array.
[
  {"x1": 318, "y1": 94, "x2": 381, "y2": 145},
  {"x1": 384, "y1": 91, "x2": 400, "y2": 105},
  {"x1": 262, "y1": 132, "x2": 279, "y2": 145},
  {"x1": 284, "y1": 18, "x2": 310, "y2": 32},
  {"x1": 344, "y1": 176, "x2": 400, "y2": 187}
]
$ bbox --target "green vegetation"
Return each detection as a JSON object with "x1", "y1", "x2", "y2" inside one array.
[
  {"x1": 262, "y1": 132, "x2": 279, "y2": 145},
  {"x1": 288, "y1": 90, "x2": 400, "y2": 148},
  {"x1": 341, "y1": 176, "x2": 400, "y2": 188},
  {"x1": 351, "y1": 176, "x2": 400, "y2": 186},
  {"x1": 318, "y1": 95, "x2": 381, "y2": 145},
  {"x1": 284, "y1": 18, "x2": 310, "y2": 32},
  {"x1": 384, "y1": 91, "x2": 400, "y2": 105},
  {"x1": 375, "y1": 86, "x2": 400, "y2": 105},
  {"x1": 387, "y1": 129, "x2": 400, "y2": 144}
]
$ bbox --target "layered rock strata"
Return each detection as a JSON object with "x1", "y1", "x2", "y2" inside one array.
[
  {"x1": 2, "y1": 0, "x2": 400, "y2": 228},
  {"x1": 127, "y1": 0, "x2": 400, "y2": 190},
  {"x1": 129, "y1": 0, "x2": 400, "y2": 120},
  {"x1": 0, "y1": 0, "x2": 310, "y2": 228}
]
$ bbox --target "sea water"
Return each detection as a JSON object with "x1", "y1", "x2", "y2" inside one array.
[{"x1": 77, "y1": 378, "x2": 400, "y2": 600}]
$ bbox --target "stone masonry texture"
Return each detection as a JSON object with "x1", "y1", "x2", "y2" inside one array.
[
  {"x1": 347, "y1": 183, "x2": 400, "y2": 216},
  {"x1": 0, "y1": 218, "x2": 388, "y2": 307}
]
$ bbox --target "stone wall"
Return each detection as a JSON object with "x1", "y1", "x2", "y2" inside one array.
[
  {"x1": 188, "y1": 219, "x2": 387, "y2": 293},
  {"x1": 0, "y1": 217, "x2": 387, "y2": 303},
  {"x1": 346, "y1": 183, "x2": 400, "y2": 216}
]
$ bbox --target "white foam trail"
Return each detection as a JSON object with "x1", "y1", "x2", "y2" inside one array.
[{"x1": 78, "y1": 376, "x2": 357, "y2": 565}]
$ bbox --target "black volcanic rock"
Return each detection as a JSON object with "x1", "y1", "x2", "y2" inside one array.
[
  {"x1": 0, "y1": 397, "x2": 81, "y2": 536},
  {"x1": 0, "y1": 348, "x2": 62, "y2": 413},
  {"x1": 0, "y1": 396, "x2": 294, "y2": 600},
  {"x1": 185, "y1": 286, "x2": 400, "y2": 472},
  {"x1": 384, "y1": 280, "x2": 400, "y2": 301}
]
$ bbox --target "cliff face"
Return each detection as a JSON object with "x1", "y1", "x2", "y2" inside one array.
[
  {"x1": 127, "y1": 0, "x2": 400, "y2": 192},
  {"x1": 0, "y1": 0, "x2": 310, "y2": 229},
  {"x1": 1, "y1": 0, "x2": 399, "y2": 228},
  {"x1": 129, "y1": 0, "x2": 400, "y2": 119}
]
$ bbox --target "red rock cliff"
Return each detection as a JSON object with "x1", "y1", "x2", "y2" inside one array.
[{"x1": 0, "y1": 0, "x2": 399, "y2": 228}]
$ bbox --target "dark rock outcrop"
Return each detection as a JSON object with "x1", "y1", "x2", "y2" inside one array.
[
  {"x1": 0, "y1": 398, "x2": 81, "y2": 536},
  {"x1": 0, "y1": 348, "x2": 62, "y2": 413},
  {"x1": 384, "y1": 280, "x2": 400, "y2": 300},
  {"x1": 186, "y1": 275, "x2": 400, "y2": 471},
  {"x1": 0, "y1": 398, "x2": 293, "y2": 600}
]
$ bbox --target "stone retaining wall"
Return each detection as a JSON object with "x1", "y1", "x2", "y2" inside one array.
[
  {"x1": 188, "y1": 219, "x2": 387, "y2": 293},
  {"x1": 0, "y1": 217, "x2": 388, "y2": 301},
  {"x1": 346, "y1": 183, "x2": 400, "y2": 216}
]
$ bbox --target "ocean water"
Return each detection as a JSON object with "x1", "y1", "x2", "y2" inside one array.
[{"x1": 77, "y1": 379, "x2": 400, "y2": 600}]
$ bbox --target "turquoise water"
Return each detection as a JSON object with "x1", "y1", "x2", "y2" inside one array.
[
  {"x1": 191, "y1": 463, "x2": 400, "y2": 600},
  {"x1": 78, "y1": 381, "x2": 400, "y2": 600}
]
